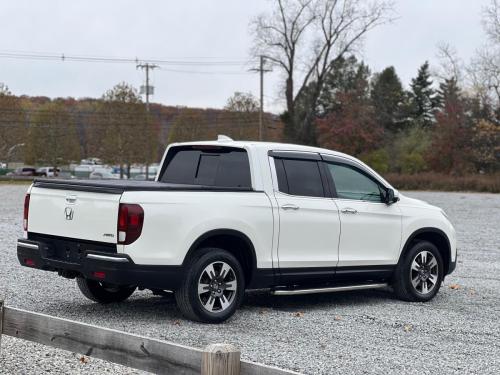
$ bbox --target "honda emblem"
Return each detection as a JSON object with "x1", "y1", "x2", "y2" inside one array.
[{"x1": 65, "y1": 207, "x2": 74, "y2": 220}]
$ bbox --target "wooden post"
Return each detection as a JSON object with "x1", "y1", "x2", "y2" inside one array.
[
  {"x1": 201, "y1": 343, "x2": 240, "y2": 375},
  {"x1": 0, "y1": 299, "x2": 4, "y2": 352}
]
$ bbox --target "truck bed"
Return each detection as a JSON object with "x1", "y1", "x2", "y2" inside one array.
[{"x1": 33, "y1": 178, "x2": 255, "y2": 194}]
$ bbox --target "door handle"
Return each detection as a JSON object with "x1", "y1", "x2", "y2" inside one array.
[
  {"x1": 281, "y1": 204, "x2": 300, "y2": 211},
  {"x1": 341, "y1": 208, "x2": 357, "y2": 214}
]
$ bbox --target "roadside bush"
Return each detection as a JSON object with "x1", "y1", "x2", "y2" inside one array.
[
  {"x1": 389, "y1": 125, "x2": 431, "y2": 174},
  {"x1": 360, "y1": 149, "x2": 389, "y2": 173}
]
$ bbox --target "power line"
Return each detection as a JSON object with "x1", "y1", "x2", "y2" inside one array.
[{"x1": 0, "y1": 51, "x2": 252, "y2": 67}]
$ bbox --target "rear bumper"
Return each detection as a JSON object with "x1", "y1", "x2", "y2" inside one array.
[{"x1": 17, "y1": 238, "x2": 184, "y2": 290}]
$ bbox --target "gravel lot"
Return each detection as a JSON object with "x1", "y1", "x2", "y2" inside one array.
[{"x1": 1, "y1": 184, "x2": 499, "y2": 374}]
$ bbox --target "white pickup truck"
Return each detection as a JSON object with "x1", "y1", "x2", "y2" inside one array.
[{"x1": 17, "y1": 137, "x2": 457, "y2": 323}]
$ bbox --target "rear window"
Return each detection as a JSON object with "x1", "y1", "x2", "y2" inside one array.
[{"x1": 159, "y1": 147, "x2": 252, "y2": 188}]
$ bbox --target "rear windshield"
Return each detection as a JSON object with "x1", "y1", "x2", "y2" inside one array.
[{"x1": 159, "y1": 146, "x2": 252, "y2": 188}]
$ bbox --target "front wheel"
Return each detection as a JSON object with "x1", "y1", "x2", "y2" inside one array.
[
  {"x1": 175, "y1": 248, "x2": 245, "y2": 323},
  {"x1": 393, "y1": 241, "x2": 443, "y2": 302},
  {"x1": 76, "y1": 277, "x2": 136, "y2": 304}
]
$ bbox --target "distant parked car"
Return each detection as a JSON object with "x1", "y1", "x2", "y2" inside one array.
[
  {"x1": 36, "y1": 167, "x2": 61, "y2": 177},
  {"x1": 7, "y1": 167, "x2": 37, "y2": 177},
  {"x1": 73, "y1": 165, "x2": 94, "y2": 179},
  {"x1": 0, "y1": 162, "x2": 7, "y2": 169},
  {"x1": 89, "y1": 169, "x2": 120, "y2": 180},
  {"x1": 132, "y1": 173, "x2": 155, "y2": 181},
  {"x1": 55, "y1": 171, "x2": 75, "y2": 180}
]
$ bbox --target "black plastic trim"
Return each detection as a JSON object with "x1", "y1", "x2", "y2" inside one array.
[
  {"x1": 17, "y1": 238, "x2": 184, "y2": 290},
  {"x1": 399, "y1": 227, "x2": 454, "y2": 275},
  {"x1": 182, "y1": 229, "x2": 271, "y2": 288},
  {"x1": 33, "y1": 178, "x2": 256, "y2": 194},
  {"x1": 277, "y1": 265, "x2": 396, "y2": 286},
  {"x1": 268, "y1": 150, "x2": 321, "y2": 161}
]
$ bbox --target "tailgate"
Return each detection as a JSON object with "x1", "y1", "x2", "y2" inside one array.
[{"x1": 28, "y1": 186, "x2": 121, "y2": 243}]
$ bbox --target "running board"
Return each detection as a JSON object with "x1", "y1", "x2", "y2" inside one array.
[{"x1": 271, "y1": 283, "x2": 388, "y2": 296}]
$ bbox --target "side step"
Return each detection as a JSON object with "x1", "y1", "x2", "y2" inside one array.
[{"x1": 271, "y1": 283, "x2": 388, "y2": 296}]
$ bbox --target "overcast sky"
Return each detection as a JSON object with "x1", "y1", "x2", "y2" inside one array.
[{"x1": 0, "y1": 0, "x2": 491, "y2": 113}]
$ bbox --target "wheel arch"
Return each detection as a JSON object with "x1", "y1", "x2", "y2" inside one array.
[
  {"x1": 399, "y1": 227, "x2": 452, "y2": 274},
  {"x1": 182, "y1": 229, "x2": 257, "y2": 286}
]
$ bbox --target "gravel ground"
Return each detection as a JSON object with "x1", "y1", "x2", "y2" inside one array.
[{"x1": 0, "y1": 185, "x2": 499, "y2": 375}]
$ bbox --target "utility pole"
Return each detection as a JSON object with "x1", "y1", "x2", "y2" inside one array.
[
  {"x1": 251, "y1": 56, "x2": 271, "y2": 141},
  {"x1": 136, "y1": 63, "x2": 158, "y2": 111},
  {"x1": 259, "y1": 56, "x2": 264, "y2": 141},
  {"x1": 136, "y1": 62, "x2": 158, "y2": 180}
]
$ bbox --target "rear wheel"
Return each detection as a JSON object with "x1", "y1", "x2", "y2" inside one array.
[
  {"x1": 175, "y1": 248, "x2": 245, "y2": 323},
  {"x1": 76, "y1": 277, "x2": 136, "y2": 304},
  {"x1": 393, "y1": 241, "x2": 443, "y2": 302}
]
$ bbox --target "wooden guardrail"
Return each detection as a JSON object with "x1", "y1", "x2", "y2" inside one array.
[{"x1": 0, "y1": 300, "x2": 300, "y2": 375}]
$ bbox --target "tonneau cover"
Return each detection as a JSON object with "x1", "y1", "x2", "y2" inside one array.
[{"x1": 33, "y1": 178, "x2": 254, "y2": 194}]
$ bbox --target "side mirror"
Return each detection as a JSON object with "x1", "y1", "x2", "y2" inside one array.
[{"x1": 384, "y1": 188, "x2": 399, "y2": 205}]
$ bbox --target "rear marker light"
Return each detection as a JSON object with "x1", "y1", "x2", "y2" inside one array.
[
  {"x1": 23, "y1": 194, "x2": 30, "y2": 231},
  {"x1": 25, "y1": 258, "x2": 35, "y2": 267},
  {"x1": 117, "y1": 203, "x2": 144, "y2": 245},
  {"x1": 92, "y1": 271, "x2": 106, "y2": 279}
]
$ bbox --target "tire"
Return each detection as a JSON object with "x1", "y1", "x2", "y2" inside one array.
[
  {"x1": 76, "y1": 277, "x2": 136, "y2": 304},
  {"x1": 175, "y1": 248, "x2": 245, "y2": 323},
  {"x1": 393, "y1": 240, "x2": 444, "y2": 302}
]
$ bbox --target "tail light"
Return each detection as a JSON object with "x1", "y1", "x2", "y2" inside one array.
[
  {"x1": 117, "y1": 203, "x2": 144, "y2": 245},
  {"x1": 23, "y1": 194, "x2": 30, "y2": 231}
]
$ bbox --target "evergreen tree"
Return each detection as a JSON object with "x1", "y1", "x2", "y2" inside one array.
[
  {"x1": 317, "y1": 59, "x2": 382, "y2": 156},
  {"x1": 318, "y1": 56, "x2": 368, "y2": 116},
  {"x1": 410, "y1": 61, "x2": 439, "y2": 127},
  {"x1": 370, "y1": 66, "x2": 406, "y2": 133}
]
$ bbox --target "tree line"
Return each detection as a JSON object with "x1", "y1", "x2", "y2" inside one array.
[
  {"x1": 1, "y1": 0, "x2": 498, "y2": 178},
  {"x1": 252, "y1": 0, "x2": 499, "y2": 175},
  {"x1": 0, "y1": 84, "x2": 281, "y2": 175}
]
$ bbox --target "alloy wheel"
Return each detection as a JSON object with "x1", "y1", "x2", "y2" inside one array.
[
  {"x1": 410, "y1": 250, "x2": 439, "y2": 295},
  {"x1": 198, "y1": 261, "x2": 238, "y2": 313}
]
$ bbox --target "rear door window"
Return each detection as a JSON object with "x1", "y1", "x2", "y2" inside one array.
[
  {"x1": 274, "y1": 158, "x2": 325, "y2": 197},
  {"x1": 160, "y1": 147, "x2": 252, "y2": 188}
]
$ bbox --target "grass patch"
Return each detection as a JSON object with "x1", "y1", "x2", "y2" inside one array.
[
  {"x1": 385, "y1": 173, "x2": 500, "y2": 193},
  {"x1": 0, "y1": 179, "x2": 32, "y2": 185}
]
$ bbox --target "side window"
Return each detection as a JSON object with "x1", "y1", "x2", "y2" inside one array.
[
  {"x1": 327, "y1": 163, "x2": 383, "y2": 202},
  {"x1": 274, "y1": 158, "x2": 325, "y2": 198},
  {"x1": 160, "y1": 148, "x2": 251, "y2": 188}
]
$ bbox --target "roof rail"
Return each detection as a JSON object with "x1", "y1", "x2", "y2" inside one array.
[{"x1": 217, "y1": 135, "x2": 233, "y2": 142}]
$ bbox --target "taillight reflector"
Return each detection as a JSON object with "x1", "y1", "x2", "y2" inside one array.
[
  {"x1": 23, "y1": 194, "x2": 30, "y2": 231},
  {"x1": 25, "y1": 258, "x2": 35, "y2": 267},
  {"x1": 92, "y1": 271, "x2": 106, "y2": 279},
  {"x1": 117, "y1": 203, "x2": 144, "y2": 245}
]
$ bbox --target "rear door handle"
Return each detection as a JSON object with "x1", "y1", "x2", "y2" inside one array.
[
  {"x1": 281, "y1": 204, "x2": 300, "y2": 211},
  {"x1": 341, "y1": 208, "x2": 357, "y2": 214}
]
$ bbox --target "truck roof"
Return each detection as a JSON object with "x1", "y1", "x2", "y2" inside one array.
[
  {"x1": 169, "y1": 138, "x2": 353, "y2": 159},
  {"x1": 167, "y1": 137, "x2": 393, "y2": 190}
]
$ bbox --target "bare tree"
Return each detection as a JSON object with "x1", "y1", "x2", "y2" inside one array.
[
  {"x1": 435, "y1": 42, "x2": 463, "y2": 83},
  {"x1": 483, "y1": 0, "x2": 500, "y2": 44},
  {"x1": 224, "y1": 92, "x2": 260, "y2": 139},
  {"x1": 225, "y1": 92, "x2": 259, "y2": 112},
  {"x1": 251, "y1": 0, "x2": 395, "y2": 143},
  {"x1": 468, "y1": 0, "x2": 500, "y2": 106}
]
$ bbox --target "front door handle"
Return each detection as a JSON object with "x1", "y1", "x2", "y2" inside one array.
[
  {"x1": 341, "y1": 208, "x2": 357, "y2": 214},
  {"x1": 281, "y1": 204, "x2": 300, "y2": 211}
]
